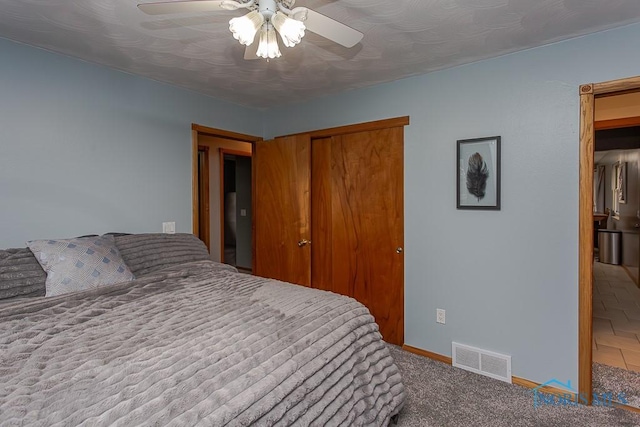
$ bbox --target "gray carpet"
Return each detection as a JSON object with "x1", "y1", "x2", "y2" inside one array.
[
  {"x1": 389, "y1": 345, "x2": 640, "y2": 426},
  {"x1": 593, "y1": 362, "x2": 640, "y2": 408}
]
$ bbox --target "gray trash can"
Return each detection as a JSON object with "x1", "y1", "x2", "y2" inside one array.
[{"x1": 598, "y1": 229, "x2": 622, "y2": 265}]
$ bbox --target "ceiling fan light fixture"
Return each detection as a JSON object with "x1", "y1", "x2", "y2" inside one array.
[
  {"x1": 229, "y1": 10, "x2": 264, "y2": 46},
  {"x1": 272, "y1": 11, "x2": 305, "y2": 47},
  {"x1": 289, "y1": 7, "x2": 308, "y2": 23},
  {"x1": 256, "y1": 23, "x2": 281, "y2": 59},
  {"x1": 219, "y1": 0, "x2": 242, "y2": 11},
  {"x1": 139, "y1": 0, "x2": 362, "y2": 60}
]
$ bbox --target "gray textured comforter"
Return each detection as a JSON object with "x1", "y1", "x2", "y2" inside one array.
[{"x1": 0, "y1": 261, "x2": 405, "y2": 426}]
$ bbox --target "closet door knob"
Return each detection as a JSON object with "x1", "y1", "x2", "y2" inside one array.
[
  {"x1": 298, "y1": 239, "x2": 310, "y2": 247},
  {"x1": 396, "y1": 247, "x2": 403, "y2": 254}
]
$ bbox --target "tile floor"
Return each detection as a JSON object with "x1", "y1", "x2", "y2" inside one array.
[{"x1": 593, "y1": 261, "x2": 640, "y2": 372}]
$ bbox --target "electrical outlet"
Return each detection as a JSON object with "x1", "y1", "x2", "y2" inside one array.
[
  {"x1": 162, "y1": 222, "x2": 176, "y2": 234},
  {"x1": 436, "y1": 309, "x2": 446, "y2": 324}
]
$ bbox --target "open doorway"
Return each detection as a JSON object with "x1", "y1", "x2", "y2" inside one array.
[
  {"x1": 220, "y1": 149, "x2": 252, "y2": 272},
  {"x1": 578, "y1": 77, "x2": 640, "y2": 408},
  {"x1": 191, "y1": 124, "x2": 260, "y2": 272},
  {"x1": 591, "y1": 93, "x2": 640, "y2": 407}
]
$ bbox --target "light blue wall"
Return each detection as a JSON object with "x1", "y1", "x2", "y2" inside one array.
[
  {"x1": 0, "y1": 38, "x2": 262, "y2": 248},
  {"x1": 4, "y1": 21, "x2": 640, "y2": 385},
  {"x1": 264, "y1": 23, "x2": 640, "y2": 385}
]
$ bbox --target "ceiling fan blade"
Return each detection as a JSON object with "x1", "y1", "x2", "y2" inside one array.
[
  {"x1": 303, "y1": 9, "x2": 363, "y2": 48},
  {"x1": 138, "y1": 1, "x2": 226, "y2": 15}
]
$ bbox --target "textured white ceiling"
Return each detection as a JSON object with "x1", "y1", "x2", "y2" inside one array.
[{"x1": 1, "y1": 0, "x2": 640, "y2": 108}]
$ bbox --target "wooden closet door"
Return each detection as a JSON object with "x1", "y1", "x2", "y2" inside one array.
[
  {"x1": 314, "y1": 128, "x2": 404, "y2": 345},
  {"x1": 311, "y1": 138, "x2": 336, "y2": 293},
  {"x1": 254, "y1": 135, "x2": 312, "y2": 286}
]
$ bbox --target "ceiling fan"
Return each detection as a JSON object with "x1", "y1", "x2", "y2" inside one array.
[{"x1": 137, "y1": 0, "x2": 364, "y2": 60}]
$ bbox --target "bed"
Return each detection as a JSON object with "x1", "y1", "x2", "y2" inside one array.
[{"x1": 0, "y1": 233, "x2": 405, "y2": 426}]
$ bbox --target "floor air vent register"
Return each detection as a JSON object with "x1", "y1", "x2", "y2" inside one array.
[{"x1": 452, "y1": 342, "x2": 512, "y2": 383}]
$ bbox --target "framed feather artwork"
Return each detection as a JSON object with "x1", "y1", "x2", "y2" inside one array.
[{"x1": 457, "y1": 136, "x2": 501, "y2": 210}]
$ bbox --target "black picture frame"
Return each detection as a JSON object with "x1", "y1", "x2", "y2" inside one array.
[{"x1": 456, "y1": 136, "x2": 501, "y2": 210}]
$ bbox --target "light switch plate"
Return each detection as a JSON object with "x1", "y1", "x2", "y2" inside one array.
[
  {"x1": 162, "y1": 222, "x2": 176, "y2": 234},
  {"x1": 240, "y1": 209, "x2": 247, "y2": 217}
]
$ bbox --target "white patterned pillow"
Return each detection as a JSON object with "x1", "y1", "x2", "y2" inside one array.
[{"x1": 27, "y1": 235, "x2": 134, "y2": 297}]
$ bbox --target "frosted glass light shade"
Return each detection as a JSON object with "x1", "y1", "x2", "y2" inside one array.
[
  {"x1": 256, "y1": 24, "x2": 281, "y2": 59},
  {"x1": 220, "y1": 0, "x2": 242, "y2": 10},
  {"x1": 272, "y1": 11, "x2": 305, "y2": 47},
  {"x1": 229, "y1": 10, "x2": 264, "y2": 46}
]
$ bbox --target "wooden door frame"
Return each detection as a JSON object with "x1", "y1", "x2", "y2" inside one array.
[
  {"x1": 595, "y1": 115, "x2": 640, "y2": 131},
  {"x1": 277, "y1": 116, "x2": 410, "y2": 139},
  {"x1": 219, "y1": 148, "x2": 252, "y2": 265},
  {"x1": 191, "y1": 124, "x2": 261, "y2": 270},
  {"x1": 197, "y1": 145, "x2": 210, "y2": 252},
  {"x1": 578, "y1": 76, "x2": 640, "y2": 403}
]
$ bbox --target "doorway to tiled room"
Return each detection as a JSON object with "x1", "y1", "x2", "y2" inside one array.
[
  {"x1": 591, "y1": 92, "x2": 640, "y2": 408},
  {"x1": 592, "y1": 261, "x2": 640, "y2": 407},
  {"x1": 593, "y1": 262, "x2": 640, "y2": 372}
]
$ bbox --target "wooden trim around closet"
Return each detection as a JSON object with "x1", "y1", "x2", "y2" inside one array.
[
  {"x1": 278, "y1": 116, "x2": 410, "y2": 139},
  {"x1": 578, "y1": 75, "x2": 640, "y2": 406}
]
